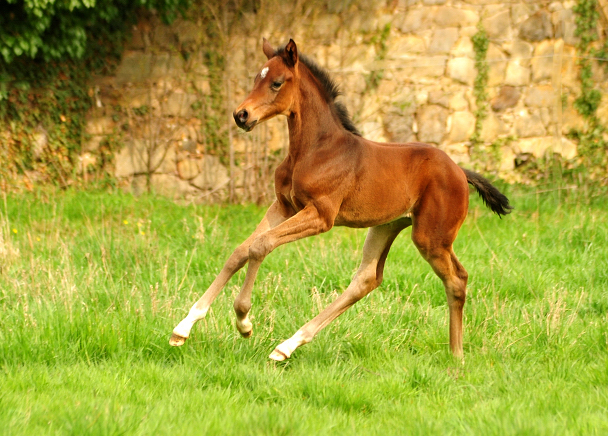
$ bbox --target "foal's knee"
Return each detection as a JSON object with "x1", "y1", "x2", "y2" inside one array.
[
  {"x1": 233, "y1": 298, "x2": 251, "y2": 318},
  {"x1": 226, "y1": 245, "x2": 249, "y2": 271},
  {"x1": 248, "y1": 235, "x2": 273, "y2": 262},
  {"x1": 349, "y1": 268, "x2": 380, "y2": 301}
]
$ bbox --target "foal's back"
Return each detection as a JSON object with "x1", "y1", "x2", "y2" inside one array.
[{"x1": 334, "y1": 137, "x2": 469, "y2": 229}]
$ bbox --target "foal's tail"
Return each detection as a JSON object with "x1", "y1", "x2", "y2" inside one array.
[{"x1": 461, "y1": 168, "x2": 513, "y2": 217}]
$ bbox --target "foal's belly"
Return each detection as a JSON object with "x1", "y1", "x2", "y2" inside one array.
[{"x1": 334, "y1": 195, "x2": 414, "y2": 228}]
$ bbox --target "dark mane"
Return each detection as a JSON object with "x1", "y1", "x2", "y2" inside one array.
[{"x1": 275, "y1": 47, "x2": 361, "y2": 137}]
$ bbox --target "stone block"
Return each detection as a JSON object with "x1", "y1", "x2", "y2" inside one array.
[
  {"x1": 177, "y1": 157, "x2": 202, "y2": 180},
  {"x1": 127, "y1": 28, "x2": 146, "y2": 50},
  {"x1": 592, "y1": 58, "x2": 608, "y2": 83},
  {"x1": 396, "y1": 0, "x2": 418, "y2": 8},
  {"x1": 540, "y1": 107, "x2": 552, "y2": 127},
  {"x1": 151, "y1": 143, "x2": 177, "y2": 174},
  {"x1": 483, "y1": 10, "x2": 511, "y2": 40},
  {"x1": 387, "y1": 35, "x2": 426, "y2": 57},
  {"x1": 266, "y1": 119, "x2": 289, "y2": 152},
  {"x1": 77, "y1": 152, "x2": 97, "y2": 175},
  {"x1": 514, "y1": 112, "x2": 547, "y2": 137},
  {"x1": 519, "y1": 9, "x2": 553, "y2": 41},
  {"x1": 115, "y1": 52, "x2": 185, "y2": 85},
  {"x1": 153, "y1": 25, "x2": 178, "y2": 50},
  {"x1": 531, "y1": 40, "x2": 554, "y2": 82},
  {"x1": 513, "y1": 136, "x2": 556, "y2": 158},
  {"x1": 383, "y1": 110, "x2": 416, "y2": 143},
  {"x1": 416, "y1": 104, "x2": 448, "y2": 144},
  {"x1": 451, "y1": 37, "x2": 474, "y2": 58},
  {"x1": 505, "y1": 61, "x2": 530, "y2": 86},
  {"x1": 193, "y1": 79, "x2": 211, "y2": 95},
  {"x1": 447, "y1": 57, "x2": 476, "y2": 85},
  {"x1": 561, "y1": 102, "x2": 587, "y2": 134},
  {"x1": 85, "y1": 135, "x2": 104, "y2": 153},
  {"x1": 191, "y1": 155, "x2": 231, "y2": 191},
  {"x1": 480, "y1": 113, "x2": 506, "y2": 142},
  {"x1": 115, "y1": 139, "x2": 178, "y2": 178},
  {"x1": 115, "y1": 52, "x2": 153, "y2": 84},
  {"x1": 115, "y1": 140, "x2": 149, "y2": 178},
  {"x1": 448, "y1": 111, "x2": 476, "y2": 142},
  {"x1": 560, "y1": 45, "x2": 580, "y2": 90},
  {"x1": 442, "y1": 143, "x2": 470, "y2": 165},
  {"x1": 362, "y1": 121, "x2": 387, "y2": 142},
  {"x1": 524, "y1": 85, "x2": 554, "y2": 107},
  {"x1": 428, "y1": 90, "x2": 449, "y2": 107},
  {"x1": 85, "y1": 117, "x2": 113, "y2": 135},
  {"x1": 487, "y1": 43, "x2": 507, "y2": 86},
  {"x1": 31, "y1": 125, "x2": 48, "y2": 160},
  {"x1": 491, "y1": 86, "x2": 521, "y2": 111},
  {"x1": 449, "y1": 91, "x2": 469, "y2": 111},
  {"x1": 150, "y1": 174, "x2": 196, "y2": 199},
  {"x1": 131, "y1": 175, "x2": 148, "y2": 196},
  {"x1": 597, "y1": 98, "x2": 608, "y2": 127},
  {"x1": 151, "y1": 53, "x2": 185, "y2": 80},
  {"x1": 174, "y1": 20, "x2": 202, "y2": 45},
  {"x1": 399, "y1": 8, "x2": 431, "y2": 33},
  {"x1": 505, "y1": 40, "x2": 534, "y2": 65},
  {"x1": 499, "y1": 146, "x2": 516, "y2": 172},
  {"x1": 460, "y1": 26, "x2": 478, "y2": 37},
  {"x1": 314, "y1": 15, "x2": 341, "y2": 42},
  {"x1": 511, "y1": 4, "x2": 533, "y2": 25},
  {"x1": 163, "y1": 91, "x2": 198, "y2": 117},
  {"x1": 390, "y1": 56, "x2": 447, "y2": 82},
  {"x1": 553, "y1": 9, "x2": 579, "y2": 46},
  {"x1": 428, "y1": 28, "x2": 459, "y2": 54},
  {"x1": 556, "y1": 137, "x2": 577, "y2": 160},
  {"x1": 432, "y1": 6, "x2": 479, "y2": 28}
]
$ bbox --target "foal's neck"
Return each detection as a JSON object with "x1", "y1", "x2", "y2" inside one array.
[{"x1": 286, "y1": 69, "x2": 346, "y2": 158}]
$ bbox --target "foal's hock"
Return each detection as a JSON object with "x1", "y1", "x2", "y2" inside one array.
[{"x1": 170, "y1": 39, "x2": 512, "y2": 361}]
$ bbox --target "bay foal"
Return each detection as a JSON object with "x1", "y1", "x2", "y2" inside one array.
[{"x1": 170, "y1": 39, "x2": 512, "y2": 361}]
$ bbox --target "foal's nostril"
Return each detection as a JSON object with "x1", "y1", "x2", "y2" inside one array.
[{"x1": 237, "y1": 109, "x2": 248, "y2": 124}]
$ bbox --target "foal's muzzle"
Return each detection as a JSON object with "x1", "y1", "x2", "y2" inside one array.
[{"x1": 233, "y1": 109, "x2": 257, "y2": 132}]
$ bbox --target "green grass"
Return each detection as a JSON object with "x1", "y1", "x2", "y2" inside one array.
[{"x1": 1, "y1": 187, "x2": 607, "y2": 435}]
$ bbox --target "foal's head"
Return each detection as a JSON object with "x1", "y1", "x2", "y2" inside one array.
[{"x1": 233, "y1": 39, "x2": 300, "y2": 132}]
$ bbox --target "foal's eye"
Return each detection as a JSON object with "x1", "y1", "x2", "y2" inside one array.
[{"x1": 271, "y1": 81, "x2": 283, "y2": 91}]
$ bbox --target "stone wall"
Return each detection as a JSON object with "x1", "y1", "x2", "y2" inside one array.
[{"x1": 84, "y1": 0, "x2": 608, "y2": 200}]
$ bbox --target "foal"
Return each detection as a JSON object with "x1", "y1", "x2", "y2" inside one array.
[{"x1": 170, "y1": 39, "x2": 512, "y2": 361}]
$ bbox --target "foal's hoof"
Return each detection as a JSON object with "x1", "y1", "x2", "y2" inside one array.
[
  {"x1": 269, "y1": 347, "x2": 289, "y2": 362},
  {"x1": 236, "y1": 319, "x2": 253, "y2": 338},
  {"x1": 239, "y1": 328, "x2": 253, "y2": 338},
  {"x1": 169, "y1": 333, "x2": 188, "y2": 347}
]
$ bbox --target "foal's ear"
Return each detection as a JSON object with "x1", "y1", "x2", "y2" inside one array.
[
  {"x1": 284, "y1": 39, "x2": 298, "y2": 68},
  {"x1": 262, "y1": 38, "x2": 275, "y2": 60}
]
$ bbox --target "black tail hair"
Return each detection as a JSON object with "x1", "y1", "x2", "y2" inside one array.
[{"x1": 462, "y1": 168, "x2": 513, "y2": 217}]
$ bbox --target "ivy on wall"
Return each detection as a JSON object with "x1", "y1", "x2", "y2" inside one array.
[
  {"x1": 570, "y1": 0, "x2": 608, "y2": 177},
  {"x1": 471, "y1": 23, "x2": 489, "y2": 146},
  {"x1": 0, "y1": 0, "x2": 191, "y2": 64},
  {"x1": 0, "y1": 0, "x2": 192, "y2": 186}
]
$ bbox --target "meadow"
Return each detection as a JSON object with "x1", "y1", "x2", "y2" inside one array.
[{"x1": 0, "y1": 186, "x2": 607, "y2": 435}]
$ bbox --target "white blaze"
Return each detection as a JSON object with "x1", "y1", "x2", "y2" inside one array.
[{"x1": 260, "y1": 67, "x2": 269, "y2": 79}]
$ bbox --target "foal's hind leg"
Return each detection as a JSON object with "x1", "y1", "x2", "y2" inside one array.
[
  {"x1": 269, "y1": 218, "x2": 410, "y2": 361},
  {"x1": 411, "y1": 223, "x2": 468, "y2": 358},
  {"x1": 170, "y1": 202, "x2": 288, "y2": 346}
]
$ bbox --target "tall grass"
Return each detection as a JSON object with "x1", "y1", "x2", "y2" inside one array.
[{"x1": 0, "y1": 186, "x2": 607, "y2": 435}]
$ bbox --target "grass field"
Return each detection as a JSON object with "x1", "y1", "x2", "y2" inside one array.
[{"x1": 1, "y1": 186, "x2": 607, "y2": 435}]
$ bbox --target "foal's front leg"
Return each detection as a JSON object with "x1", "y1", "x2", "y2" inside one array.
[
  {"x1": 169, "y1": 202, "x2": 288, "y2": 346},
  {"x1": 232, "y1": 204, "x2": 333, "y2": 337}
]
